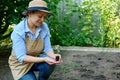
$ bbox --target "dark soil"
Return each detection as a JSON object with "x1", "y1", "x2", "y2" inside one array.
[
  {"x1": 1, "y1": 47, "x2": 120, "y2": 80},
  {"x1": 50, "y1": 51, "x2": 120, "y2": 80}
]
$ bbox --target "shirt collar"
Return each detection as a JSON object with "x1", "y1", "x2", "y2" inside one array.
[{"x1": 24, "y1": 18, "x2": 30, "y2": 33}]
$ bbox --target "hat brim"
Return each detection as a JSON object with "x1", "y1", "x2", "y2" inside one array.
[{"x1": 22, "y1": 7, "x2": 51, "y2": 16}]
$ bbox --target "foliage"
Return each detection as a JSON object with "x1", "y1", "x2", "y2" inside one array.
[
  {"x1": 0, "y1": 0, "x2": 30, "y2": 44},
  {"x1": 48, "y1": 0, "x2": 120, "y2": 47},
  {"x1": 1, "y1": 0, "x2": 120, "y2": 48},
  {"x1": 0, "y1": 0, "x2": 28, "y2": 39}
]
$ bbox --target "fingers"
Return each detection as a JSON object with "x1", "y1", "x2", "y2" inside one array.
[
  {"x1": 44, "y1": 57, "x2": 55, "y2": 64},
  {"x1": 54, "y1": 54, "x2": 63, "y2": 64},
  {"x1": 44, "y1": 54, "x2": 63, "y2": 65}
]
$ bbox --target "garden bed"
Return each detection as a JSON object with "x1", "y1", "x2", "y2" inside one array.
[{"x1": 1, "y1": 47, "x2": 120, "y2": 80}]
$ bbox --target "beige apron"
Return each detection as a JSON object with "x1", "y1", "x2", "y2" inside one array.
[{"x1": 8, "y1": 33, "x2": 44, "y2": 80}]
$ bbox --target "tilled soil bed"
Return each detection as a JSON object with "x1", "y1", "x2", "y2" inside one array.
[
  {"x1": 1, "y1": 47, "x2": 120, "y2": 80},
  {"x1": 50, "y1": 50, "x2": 120, "y2": 80}
]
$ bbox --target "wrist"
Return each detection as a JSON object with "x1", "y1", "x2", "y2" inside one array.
[{"x1": 38, "y1": 57, "x2": 46, "y2": 62}]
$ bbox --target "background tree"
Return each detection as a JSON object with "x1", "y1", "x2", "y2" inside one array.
[
  {"x1": 1, "y1": 0, "x2": 120, "y2": 48},
  {"x1": 0, "y1": 0, "x2": 30, "y2": 40}
]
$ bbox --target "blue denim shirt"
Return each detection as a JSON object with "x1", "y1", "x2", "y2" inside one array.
[{"x1": 11, "y1": 18, "x2": 53, "y2": 63}]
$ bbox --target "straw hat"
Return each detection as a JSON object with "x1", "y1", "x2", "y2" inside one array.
[{"x1": 22, "y1": 0, "x2": 51, "y2": 16}]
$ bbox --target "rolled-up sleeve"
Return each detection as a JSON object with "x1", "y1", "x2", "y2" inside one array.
[{"x1": 11, "y1": 31, "x2": 27, "y2": 63}]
